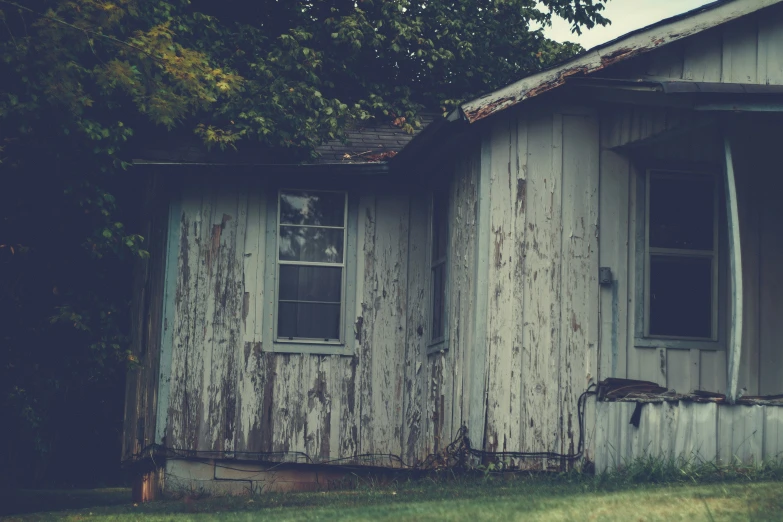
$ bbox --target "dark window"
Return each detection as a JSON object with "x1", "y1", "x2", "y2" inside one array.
[
  {"x1": 277, "y1": 190, "x2": 346, "y2": 341},
  {"x1": 646, "y1": 171, "x2": 717, "y2": 340},
  {"x1": 431, "y1": 191, "x2": 449, "y2": 342}
]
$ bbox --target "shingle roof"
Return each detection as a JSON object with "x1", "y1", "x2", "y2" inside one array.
[{"x1": 314, "y1": 113, "x2": 438, "y2": 164}]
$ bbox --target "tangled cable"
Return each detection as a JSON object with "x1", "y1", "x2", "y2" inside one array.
[{"x1": 125, "y1": 385, "x2": 597, "y2": 473}]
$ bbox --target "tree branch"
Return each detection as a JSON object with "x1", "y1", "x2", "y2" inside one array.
[{"x1": 0, "y1": 0, "x2": 163, "y2": 62}]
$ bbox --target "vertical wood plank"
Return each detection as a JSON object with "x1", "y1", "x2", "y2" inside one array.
[
  {"x1": 559, "y1": 112, "x2": 600, "y2": 458},
  {"x1": 519, "y1": 112, "x2": 562, "y2": 464},
  {"x1": 468, "y1": 132, "x2": 492, "y2": 446},
  {"x1": 364, "y1": 193, "x2": 409, "y2": 456},
  {"x1": 721, "y1": 17, "x2": 758, "y2": 84},
  {"x1": 485, "y1": 117, "x2": 517, "y2": 452},
  {"x1": 757, "y1": 9, "x2": 783, "y2": 85},
  {"x1": 402, "y1": 193, "x2": 428, "y2": 464},
  {"x1": 682, "y1": 28, "x2": 723, "y2": 81},
  {"x1": 723, "y1": 138, "x2": 744, "y2": 403},
  {"x1": 510, "y1": 117, "x2": 529, "y2": 451}
]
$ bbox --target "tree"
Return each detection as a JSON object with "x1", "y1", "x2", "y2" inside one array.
[{"x1": 0, "y1": 0, "x2": 608, "y2": 486}]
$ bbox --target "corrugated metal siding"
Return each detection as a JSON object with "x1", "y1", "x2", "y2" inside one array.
[{"x1": 594, "y1": 401, "x2": 783, "y2": 471}]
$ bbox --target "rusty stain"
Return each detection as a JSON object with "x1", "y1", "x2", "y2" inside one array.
[
  {"x1": 464, "y1": 95, "x2": 517, "y2": 122},
  {"x1": 571, "y1": 312, "x2": 582, "y2": 333}
]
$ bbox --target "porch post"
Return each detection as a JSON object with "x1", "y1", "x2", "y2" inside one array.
[{"x1": 723, "y1": 136, "x2": 743, "y2": 404}]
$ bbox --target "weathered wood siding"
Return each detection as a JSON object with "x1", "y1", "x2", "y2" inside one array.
[
  {"x1": 122, "y1": 173, "x2": 170, "y2": 460},
  {"x1": 595, "y1": 400, "x2": 783, "y2": 471},
  {"x1": 148, "y1": 156, "x2": 481, "y2": 464},
  {"x1": 601, "y1": 4, "x2": 783, "y2": 86},
  {"x1": 594, "y1": 5, "x2": 783, "y2": 397},
  {"x1": 477, "y1": 108, "x2": 599, "y2": 465},
  {"x1": 598, "y1": 114, "x2": 783, "y2": 398}
]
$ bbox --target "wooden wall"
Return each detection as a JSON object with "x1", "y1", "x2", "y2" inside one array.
[
  {"x1": 141, "y1": 151, "x2": 482, "y2": 465},
  {"x1": 600, "y1": 4, "x2": 783, "y2": 86},
  {"x1": 478, "y1": 108, "x2": 600, "y2": 465},
  {"x1": 122, "y1": 173, "x2": 170, "y2": 461},
  {"x1": 595, "y1": 2, "x2": 783, "y2": 398},
  {"x1": 598, "y1": 118, "x2": 783, "y2": 398}
]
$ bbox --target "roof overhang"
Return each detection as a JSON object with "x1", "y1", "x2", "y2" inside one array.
[
  {"x1": 459, "y1": 0, "x2": 783, "y2": 123},
  {"x1": 131, "y1": 159, "x2": 391, "y2": 175},
  {"x1": 564, "y1": 77, "x2": 783, "y2": 111}
]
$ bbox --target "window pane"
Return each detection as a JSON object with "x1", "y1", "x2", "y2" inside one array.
[
  {"x1": 280, "y1": 191, "x2": 345, "y2": 227},
  {"x1": 279, "y1": 265, "x2": 342, "y2": 303},
  {"x1": 649, "y1": 255, "x2": 712, "y2": 338},
  {"x1": 432, "y1": 264, "x2": 446, "y2": 340},
  {"x1": 432, "y1": 192, "x2": 449, "y2": 260},
  {"x1": 279, "y1": 226, "x2": 344, "y2": 263},
  {"x1": 278, "y1": 302, "x2": 341, "y2": 340},
  {"x1": 649, "y1": 174, "x2": 714, "y2": 250}
]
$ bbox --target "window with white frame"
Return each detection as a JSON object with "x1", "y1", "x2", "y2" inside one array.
[
  {"x1": 644, "y1": 170, "x2": 719, "y2": 341},
  {"x1": 276, "y1": 190, "x2": 347, "y2": 343},
  {"x1": 430, "y1": 191, "x2": 449, "y2": 345}
]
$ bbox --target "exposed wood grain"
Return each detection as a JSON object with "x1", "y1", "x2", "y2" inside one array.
[
  {"x1": 485, "y1": 117, "x2": 517, "y2": 453},
  {"x1": 402, "y1": 193, "x2": 428, "y2": 464},
  {"x1": 518, "y1": 112, "x2": 562, "y2": 465},
  {"x1": 446, "y1": 144, "x2": 480, "y2": 452}
]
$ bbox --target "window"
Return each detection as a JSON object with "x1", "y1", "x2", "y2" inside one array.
[
  {"x1": 643, "y1": 170, "x2": 719, "y2": 342},
  {"x1": 430, "y1": 191, "x2": 449, "y2": 345},
  {"x1": 276, "y1": 190, "x2": 347, "y2": 343}
]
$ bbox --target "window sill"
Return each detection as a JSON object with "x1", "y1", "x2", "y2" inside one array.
[
  {"x1": 264, "y1": 342, "x2": 355, "y2": 356},
  {"x1": 426, "y1": 339, "x2": 449, "y2": 355},
  {"x1": 634, "y1": 337, "x2": 723, "y2": 351}
]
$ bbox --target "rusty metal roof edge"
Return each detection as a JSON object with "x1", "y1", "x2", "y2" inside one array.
[{"x1": 459, "y1": 0, "x2": 783, "y2": 123}]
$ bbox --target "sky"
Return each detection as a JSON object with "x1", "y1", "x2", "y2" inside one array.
[{"x1": 545, "y1": 0, "x2": 716, "y2": 50}]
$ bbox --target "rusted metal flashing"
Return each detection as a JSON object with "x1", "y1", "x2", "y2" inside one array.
[
  {"x1": 460, "y1": 0, "x2": 783, "y2": 123},
  {"x1": 596, "y1": 378, "x2": 783, "y2": 406}
]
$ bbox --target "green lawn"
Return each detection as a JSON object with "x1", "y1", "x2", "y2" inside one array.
[{"x1": 3, "y1": 474, "x2": 783, "y2": 521}]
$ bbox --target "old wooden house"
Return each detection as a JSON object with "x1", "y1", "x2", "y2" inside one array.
[{"x1": 124, "y1": 0, "x2": 783, "y2": 499}]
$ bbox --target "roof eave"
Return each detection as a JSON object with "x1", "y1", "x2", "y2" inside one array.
[{"x1": 460, "y1": 0, "x2": 783, "y2": 123}]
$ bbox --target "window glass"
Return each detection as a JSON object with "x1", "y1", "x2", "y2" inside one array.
[
  {"x1": 279, "y1": 191, "x2": 346, "y2": 226},
  {"x1": 279, "y1": 227, "x2": 344, "y2": 263},
  {"x1": 277, "y1": 190, "x2": 346, "y2": 342},
  {"x1": 649, "y1": 255, "x2": 712, "y2": 338},
  {"x1": 649, "y1": 175, "x2": 714, "y2": 250},
  {"x1": 645, "y1": 171, "x2": 718, "y2": 341},
  {"x1": 278, "y1": 303, "x2": 341, "y2": 340},
  {"x1": 279, "y1": 265, "x2": 342, "y2": 303}
]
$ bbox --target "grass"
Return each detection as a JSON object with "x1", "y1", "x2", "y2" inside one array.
[{"x1": 3, "y1": 460, "x2": 783, "y2": 521}]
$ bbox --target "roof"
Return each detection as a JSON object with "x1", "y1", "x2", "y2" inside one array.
[
  {"x1": 314, "y1": 113, "x2": 438, "y2": 164},
  {"x1": 458, "y1": 0, "x2": 783, "y2": 123}
]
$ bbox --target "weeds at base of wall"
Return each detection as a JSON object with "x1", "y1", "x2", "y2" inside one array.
[{"x1": 595, "y1": 455, "x2": 783, "y2": 488}]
